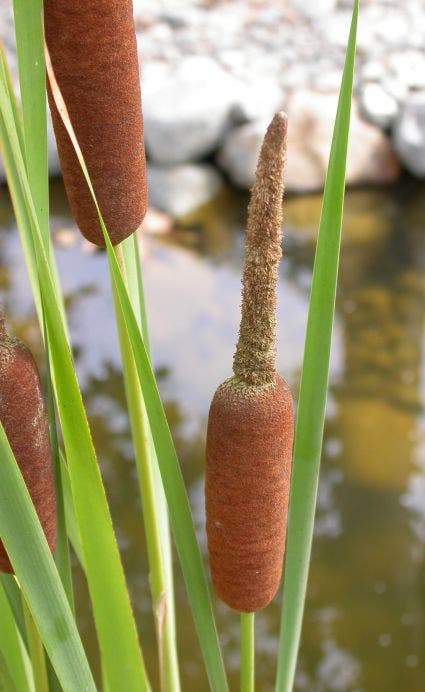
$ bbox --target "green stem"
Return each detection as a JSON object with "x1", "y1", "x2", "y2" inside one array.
[
  {"x1": 240, "y1": 612, "x2": 255, "y2": 692},
  {"x1": 21, "y1": 594, "x2": 49, "y2": 692},
  {"x1": 44, "y1": 310, "x2": 74, "y2": 613},
  {"x1": 111, "y1": 242, "x2": 180, "y2": 692}
]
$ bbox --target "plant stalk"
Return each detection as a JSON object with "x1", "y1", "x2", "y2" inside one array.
[
  {"x1": 240, "y1": 612, "x2": 255, "y2": 692},
  {"x1": 112, "y1": 242, "x2": 180, "y2": 692},
  {"x1": 21, "y1": 594, "x2": 49, "y2": 692}
]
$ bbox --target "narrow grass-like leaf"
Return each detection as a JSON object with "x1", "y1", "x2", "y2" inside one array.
[
  {"x1": 121, "y1": 234, "x2": 150, "y2": 349},
  {"x1": 114, "y1": 245, "x2": 181, "y2": 692},
  {"x1": 12, "y1": 0, "x2": 48, "y2": 243},
  {"x1": 0, "y1": 59, "x2": 150, "y2": 692},
  {"x1": 59, "y1": 452, "x2": 84, "y2": 569},
  {"x1": 0, "y1": 43, "x2": 24, "y2": 155},
  {"x1": 44, "y1": 311, "x2": 74, "y2": 611},
  {"x1": 110, "y1": 239, "x2": 229, "y2": 691},
  {"x1": 12, "y1": 0, "x2": 67, "y2": 308},
  {"x1": 111, "y1": 226, "x2": 228, "y2": 692},
  {"x1": 0, "y1": 423, "x2": 95, "y2": 691},
  {"x1": 275, "y1": 3, "x2": 359, "y2": 690},
  {"x1": 0, "y1": 575, "x2": 27, "y2": 647},
  {"x1": 0, "y1": 582, "x2": 31, "y2": 692},
  {"x1": 240, "y1": 613, "x2": 254, "y2": 692},
  {"x1": 22, "y1": 596, "x2": 49, "y2": 692},
  {"x1": 46, "y1": 49, "x2": 228, "y2": 692},
  {"x1": 120, "y1": 238, "x2": 174, "y2": 626},
  {"x1": 0, "y1": 649, "x2": 18, "y2": 691},
  {"x1": 0, "y1": 44, "x2": 41, "y2": 320},
  {"x1": 12, "y1": 2, "x2": 75, "y2": 611}
]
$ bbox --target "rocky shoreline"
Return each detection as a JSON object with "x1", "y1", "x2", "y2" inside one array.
[{"x1": 1, "y1": 0, "x2": 425, "y2": 217}]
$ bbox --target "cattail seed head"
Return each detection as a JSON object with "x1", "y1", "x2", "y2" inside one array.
[
  {"x1": 205, "y1": 113, "x2": 294, "y2": 612},
  {"x1": 0, "y1": 317, "x2": 56, "y2": 573},
  {"x1": 44, "y1": 0, "x2": 147, "y2": 247},
  {"x1": 233, "y1": 112, "x2": 287, "y2": 387},
  {"x1": 206, "y1": 374, "x2": 293, "y2": 611}
]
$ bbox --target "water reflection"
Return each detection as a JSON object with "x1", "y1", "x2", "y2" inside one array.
[{"x1": 0, "y1": 178, "x2": 425, "y2": 690}]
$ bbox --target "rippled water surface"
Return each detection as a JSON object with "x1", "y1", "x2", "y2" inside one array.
[{"x1": 1, "y1": 178, "x2": 425, "y2": 691}]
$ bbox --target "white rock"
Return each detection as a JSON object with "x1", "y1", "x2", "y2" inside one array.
[
  {"x1": 375, "y1": 9, "x2": 411, "y2": 48},
  {"x1": 285, "y1": 91, "x2": 399, "y2": 191},
  {"x1": 292, "y1": 0, "x2": 337, "y2": 18},
  {"x1": 388, "y1": 50, "x2": 425, "y2": 90},
  {"x1": 360, "y1": 82, "x2": 399, "y2": 129},
  {"x1": 230, "y1": 78, "x2": 284, "y2": 124},
  {"x1": 142, "y1": 56, "x2": 240, "y2": 164},
  {"x1": 141, "y1": 207, "x2": 173, "y2": 235},
  {"x1": 218, "y1": 92, "x2": 400, "y2": 191},
  {"x1": 360, "y1": 59, "x2": 386, "y2": 83},
  {"x1": 319, "y1": 10, "x2": 353, "y2": 49},
  {"x1": 217, "y1": 120, "x2": 267, "y2": 189},
  {"x1": 147, "y1": 163, "x2": 224, "y2": 217},
  {"x1": 393, "y1": 93, "x2": 425, "y2": 177},
  {"x1": 380, "y1": 75, "x2": 408, "y2": 105}
]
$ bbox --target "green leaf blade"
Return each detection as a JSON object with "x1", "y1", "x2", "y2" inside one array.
[
  {"x1": 44, "y1": 48, "x2": 228, "y2": 692},
  {"x1": 0, "y1": 424, "x2": 96, "y2": 692},
  {"x1": 12, "y1": 0, "x2": 49, "y2": 242},
  {"x1": 275, "y1": 3, "x2": 359, "y2": 690},
  {"x1": 0, "y1": 60, "x2": 150, "y2": 692},
  {"x1": 0, "y1": 581, "x2": 31, "y2": 692},
  {"x1": 107, "y1": 246, "x2": 228, "y2": 692}
]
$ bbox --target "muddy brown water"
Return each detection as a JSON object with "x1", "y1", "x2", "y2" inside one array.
[{"x1": 0, "y1": 178, "x2": 425, "y2": 691}]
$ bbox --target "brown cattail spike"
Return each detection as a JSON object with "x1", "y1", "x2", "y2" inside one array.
[
  {"x1": 205, "y1": 113, "x2": 294, "y2": 612},
  {"x1": 44, "y1": 0, "x2": 147, "y2": 247},
  {"x1": 0, "y1": 317, "x2": 56, "y2": 573},
  {"x1": 233, "y1": 112, "x2": 287, "y2": 387}
]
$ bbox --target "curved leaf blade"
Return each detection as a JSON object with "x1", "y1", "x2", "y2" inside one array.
[{"x1": 0, "y1": 424, "x2": 95, "y2": 692}]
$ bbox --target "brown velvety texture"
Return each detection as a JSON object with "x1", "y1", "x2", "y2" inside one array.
[
  {"x1": 205, "y1": 374, "x2": 294, "y2": 612},
  {"x1": 0, "y1": 323, "x2": 56, "y2": 573},
  {"x1": 44, "y1": 0, "x2": 147, "y2": 246},
  {"x1": 233, "y1": 113, "x2": 287, "y2": 387}
]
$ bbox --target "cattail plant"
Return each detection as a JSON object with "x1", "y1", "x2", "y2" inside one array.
[
  {"x1": 0, "y1": 314, "x2": 56, "y2": 572},
  {"x1": 44, "y1": 0, "x2": 147, "y2": 247},
  {"x1": 205, "y1": 112, "x2": 294, "y2": 613}
]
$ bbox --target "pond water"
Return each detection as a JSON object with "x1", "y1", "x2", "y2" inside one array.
[{"x1": 1, "y1": 177, "x2": 425, "y2": 691}]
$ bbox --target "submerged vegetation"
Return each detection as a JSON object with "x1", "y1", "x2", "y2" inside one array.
[{"x1": 0, "y1": 0, "x2": 358, "y2": 690}]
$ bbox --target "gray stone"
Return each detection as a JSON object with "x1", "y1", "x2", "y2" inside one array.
[
  {"x1": 217, "y1": 120, "x2": 267, "y2": 189},
  {"x1": 147, "y1": 163, "x2": 224, "y2": 217},
  {"x1": 360, "y1": 59, "x2": 386, "y2": 83},
  {"x1": 284, "y1": 91, "x2": 399, "y2": 191},
  {"x1": 375, "y1": 9, "x2": 411, "y2": 48},
  {"x1": 292, "y1": 0, "x2": 337, "y2": 18},
  {"x1": 380, "y1": 75, "x2": 408, "y2": 105},
  {"x1": 393, "y1": 93, "x2": 425, "y2": 177},
  {"x1": 230, "y1": 78, "x2": 284, "y2": 124},
  {"x1": 319, "y1": 10, "x2": 354, "y2": 49},
  {"x1": 218, "y1": 91, "x2": 400, "y2": 192},
  {"x1": 142, "y1": 56, "x2": 241, "y2": 164},
  {"x1": 2, "y1": 0, "x2": 423, "y2": 185},
  {"x1": 360, "y1": 82, "x2": 399, "y2": 129},
  {"x1": 388, "y1": 50, "x2": 425, "y2": 90}
]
